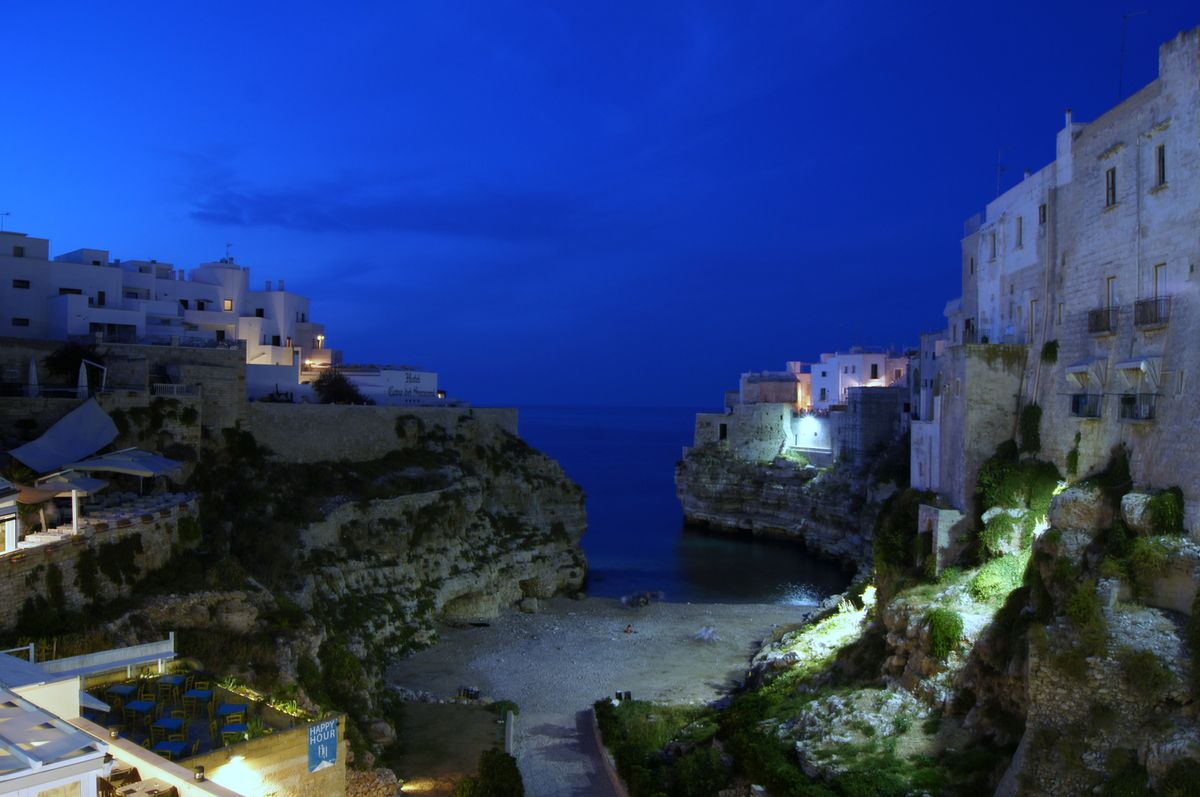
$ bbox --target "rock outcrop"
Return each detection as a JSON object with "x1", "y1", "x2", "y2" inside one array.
[{"x1": 675, "y1": 444, "x2": 890, "y2": 568}]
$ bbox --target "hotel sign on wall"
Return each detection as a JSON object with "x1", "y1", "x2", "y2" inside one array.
[{"x1": 308, "y1": 719, "x2": 339, "y2": 772}]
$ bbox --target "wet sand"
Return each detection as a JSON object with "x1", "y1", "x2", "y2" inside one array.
[{"x1": 389, "y1": 596, "x2": 815, "y2": 796}]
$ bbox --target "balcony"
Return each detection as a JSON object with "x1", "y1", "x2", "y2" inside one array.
[
  {"x1": 1070, "y1": 393, "x2": 1102, "y2": 418},
  {"x1": 1118, "y1": 393, "x2": 1157, "y2": 421},
  {"x1": 1088, "y1": 307, "x2": 1118, "y2": 335},
  {"x1": 1134, "y1": 297, "x2": 1170, "y2": 329}
]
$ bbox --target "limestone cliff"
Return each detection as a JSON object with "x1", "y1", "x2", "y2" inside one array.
[
  {"x1": 36, "y1": 408, "x2": 586, "y2": 768},
  {"x1": 675, "y1": 443, "x2": 897, "y2": 569}
]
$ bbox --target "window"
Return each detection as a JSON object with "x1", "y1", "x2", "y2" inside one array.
[
  {"x1": 819, "y1": 387, "x2": 827, "y2": 402},
  {"x1": 216, "y1": 330, "x2": 226, "y2": 342},
  {"x1": 12, "y1": 246, "x2": 24, "y2": 258},
  {"x1": 851, "y1": 365, "x2": 856, "y2": 374},
  {"x1": 1155, "y1": 144, "x2": 1166, "y2": 187},
  {"x1": 1106, "y1": 276, "x2": 1117, "y2": 308},
  {"x1": 1016, "y1": 216, "x2": 1023, "y2": 248},
  {"x1": 870, "y1": 363, "x2": 879, "y2": 379},
  {"x1": 223, "y1": 298, "x2": 233, "y2": 312},
  {"x1": 969, "y1": 257, "x2": 975, "y2": 276},
  {"x1": 894, "y1": 369, "x2": 902, "y2": 380},
  {"x1": 1057, "y1": 302, "x2": 1064, "y2": 324},
  {"x1": 124, "y1": 290, "x2": 138, "y2": 299},
  {"x1": 179, "y1": 299, "x2": 189, "y2": 310},
  {"x1": 58, "y1": 287, "x2": 82, "y2": 295},
  {"x1": 11, "y1": 279, "x2": 28, "y2": 289},
  {"x1": 1105, "y1": 167, "x2": 1117, "y2": 207},
  {"x1": 255, "y1": 308, "x2": 264, "y2": 318},
  {"x1": 1154, "y1": 263, "x2": 1166, "y2": 298},
  {"x1": 11, "y1": 317, "x2": 29, "y2": 327},
  {"x1": 197, "y1": 300, "x2": 208, "y2": 311},
  {"x1": 271, "y1": 335, "x2": 281, "y2": 346},
  {"x1": 97, "y1": 290, "x2": 105, "y2": 307},
  {"x1": 990, "y1": 232, "x2": 997, "y2": 259},
  {"x1": 1039, "y1": 203, "x2": 1047, "y2": 224},
  {"x1": 820, "y1": 370, "x2": 827, "y2": 377}
]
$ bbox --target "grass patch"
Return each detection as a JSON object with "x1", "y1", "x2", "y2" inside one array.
[
  {"x1": 927, "y1": 609, "x2": 963, "y2": 660},
  {"x1": 969, "y1": 551, "x2": 1030, "y2": 604}
]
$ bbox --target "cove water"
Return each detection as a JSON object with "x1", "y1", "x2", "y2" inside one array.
[{"x1": 518, "y1": 405, "x2": 851, "y2": 605}]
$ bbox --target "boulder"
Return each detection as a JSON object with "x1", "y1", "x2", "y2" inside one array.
[
  {"x1": 518, "y1": 597, "x2": 539, "y2": 613},
  {"x1": 1048, "y1": 485, "x2": 1112, "y2": 531},
  {"x1": 365, "y1": 719, "x2": 396, "y2": 745},
  {"x1": 1121, "y1": 492, "x2": 1156, "y2": 535}
]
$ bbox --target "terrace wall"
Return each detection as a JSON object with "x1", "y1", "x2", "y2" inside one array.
[
  {"x1": 0, "y1": 502, "x2": 199, "y2": 630},
  {"x1": 245, "y1": 403, "x2": 519, "y2": 463},
  {"x1": 187, "y1": 715, "x2": 347, "y2": 797}
]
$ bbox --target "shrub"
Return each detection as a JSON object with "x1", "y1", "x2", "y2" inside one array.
[
  {"x1": 980, "y1": 512, "x2": 1017, "y2": 558},
  {"x1": 1130, "y1": 537, "x2": 1171, "y2": 596},
  {"x1": 490, "y1": 700, "x2": 519, "y2": 717},
  {"x1": 313, "y1": 369, "x2": 370, "y2": 405},
  {"x1": 1160, "y1": 758, "x2": 1200, "y2": 797},
  {"x1": 1019, "y1": 404, "x2": 1042, "y2": 454},
  {"x1": 1064, "y1": 580, "x2": 1108, "y2": 655},
  {"x1": 1146, "y1": 488, "x2": 1184, "y2": 535},
  {"x1": 1040, "y1": 340, "x2": 1058, "y2": 364},
  {"x1": 969, "y1": 552, "x2": 1029, "y2": 603},
  {"x1": 1116, "y1": 647, "x2": 1173, "y2": 702},
  {"x1": 455, "y1": 749, "x2": 524, "y2": 797},
  {"x1": 927, "y1": 608, "x2": 963, "y2": 660},
  {"x1": 669, "y1": 746, "x2": 728, "y2": 797}
]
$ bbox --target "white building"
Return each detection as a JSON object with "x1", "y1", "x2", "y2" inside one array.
[
  {"x1": 809, "y1": 348, "x2": 910, "y2": 410},
  {"x1": 333, "y1": 365, "x2": 445, "y2": 406},
  {"x1": 0, "y1": 231, "x2": 340, "y2": 391}
]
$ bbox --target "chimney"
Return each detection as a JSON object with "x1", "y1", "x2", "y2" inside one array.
[{"x1": 1065, "y1": 108, "x2": 1073, "y2": 128}]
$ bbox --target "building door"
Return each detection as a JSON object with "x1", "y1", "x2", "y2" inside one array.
[
  {"x1": 1106, "y1": 276, "x2": 1117, "y2": 307},
  {"x1": 1154, "y1": 264, "x2": 1165, "y2": 298}
]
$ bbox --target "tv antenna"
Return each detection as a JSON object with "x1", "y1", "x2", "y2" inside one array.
[
  {"x1": 225, "y1": 242, "x2": 233, "y2": 260},
  {"x1": 1118, "y1": 10, "x2": 1149, "y2": 100},
  {"x1": 0, "y1": 212, "x2": 10, "y2": 232}
]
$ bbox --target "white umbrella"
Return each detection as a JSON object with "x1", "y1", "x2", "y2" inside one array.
[
  {"x1": 76, "y1": 361, "x2": 88, "y2": 399},
  {"x1": 26, "y1": 358, "x2": 38, "y2": 398}
]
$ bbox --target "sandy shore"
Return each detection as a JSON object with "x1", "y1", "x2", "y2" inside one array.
[{"x1": 388, "y1": 596, "x2": 816, "y2": 796}]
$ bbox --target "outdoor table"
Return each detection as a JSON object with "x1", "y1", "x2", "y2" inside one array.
[
  {"x1": 125, "y1": 700, "x2": 156, "y2": 714},
  {"x1": 181, "y1": 689, "x2": 213, "y2": 702},
  {"x1": 152, "y1": 717, "x2": 184, "y2": 733},
  {"x1": 152, "y1": 739, "x2": 188, "y2": 759},
  {"x1": 216, "y1": 703, "x2": 248, "y2": 718},
  {"x1": 157, "y1": 674, "x2": 186, "y2": 693},
  {"x1": 107, "y1": 684, "x2": 138, "y2": 699},
  {"x1": 220, "y1": 722, "x2": 248, "y2": 745}
]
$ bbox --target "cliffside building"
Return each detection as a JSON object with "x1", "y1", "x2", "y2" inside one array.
[{"x1": 917, "y1": 25, "x2": 1200, "y2": 529}]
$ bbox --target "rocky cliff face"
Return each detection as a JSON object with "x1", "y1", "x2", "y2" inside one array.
[
  {"x1": 85, "y1": 412, "x2": 586, "y2": 768},
  {"x1": 675, "y1": 443, "x2": 893, "y2": 569}
]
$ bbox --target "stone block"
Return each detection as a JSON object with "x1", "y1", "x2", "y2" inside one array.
[
  {"x1": 1121, "y1": 492, "x2": 1156, "y2": 535},
  {"x1": 1048, "y1": 485, "x2": 1112, "y2": 531}
]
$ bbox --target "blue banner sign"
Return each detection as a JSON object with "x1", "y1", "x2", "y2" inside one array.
[{"x1": 308, "y1": 719, "x2": 339, "y2": 772}]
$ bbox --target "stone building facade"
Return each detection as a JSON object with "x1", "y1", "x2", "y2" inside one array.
[{"x1": 926, "y1": 26, "x2": 1200, "y2": 530}]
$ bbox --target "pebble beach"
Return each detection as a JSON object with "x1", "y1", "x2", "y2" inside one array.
[{"x1": 389, "y1": 596, "x2": 817, "y2": 796}]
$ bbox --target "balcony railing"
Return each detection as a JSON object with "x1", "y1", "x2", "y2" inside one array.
[
  {"x1": 1070, "y1": 393, "x2": 1102, "y2": 419},
  {"x1": 1118, "y1": 393, "x2": 1157, "y2": 421},
  {"x1": 1088, "y1": 307, "x2": 1118, "y2": 334},
  {"x1": 1134, "y1": 297, "x2": 1171, "y2": 328}
]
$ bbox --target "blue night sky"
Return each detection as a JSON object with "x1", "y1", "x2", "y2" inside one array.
[{"x1": 3, "y1": 2, "x2": 1196, "y2": 407}]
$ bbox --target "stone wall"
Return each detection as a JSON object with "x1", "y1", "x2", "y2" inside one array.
[
  {"x1": 246, "y1": 403, "x2": 519, "y2": 464},
  {"x1": 937, "y1": 345, "x2": 1026, "y2": 513},
  {"x1": 688, "y1": 404, "x2": 835, "y2": 464},
  {"x1": 0, "y1": 502, "x2": 199, "y2": 629},
  {"x1": 188, "y1": 715, "x2": 347, "y2": 797}
]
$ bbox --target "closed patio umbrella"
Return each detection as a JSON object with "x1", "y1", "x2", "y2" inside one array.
[
  {"x1": 76, "y1": 361, "x2": 88, "y2": 400},
  {"x1": 26, "y1": 358, "x2": 38, "y2": 398}
]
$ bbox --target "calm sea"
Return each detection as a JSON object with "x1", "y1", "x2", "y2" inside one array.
[{"x1": 518, "y1": 405, "x2": 851, "y2": 605}]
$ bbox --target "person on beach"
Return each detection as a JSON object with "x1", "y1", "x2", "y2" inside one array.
[{"x1": 624, "y1": 624, "x2": 634, "y2": 634}]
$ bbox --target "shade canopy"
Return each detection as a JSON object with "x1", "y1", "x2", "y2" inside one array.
[
  {"x1": 8, "y1": 399, "x2": 118, "y2": 475},
  {"x1": 62, "y1": 448, "x2": 182, "y2": 478},
  {"x1": 34, "y1": 473, "x2": 109, "y2": 497}
]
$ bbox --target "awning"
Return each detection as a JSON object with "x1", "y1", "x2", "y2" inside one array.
[
  {"x1": 8, "y1": 399, "x2": 118, "y2": 474},
  {"x1": 1065, "y1": 358, "x2": 1107, "y2": 390},
  {"x1": 1114, "y1": 356, "x2": 1163, "y2": 390},
  {"x1": 62, "y1": 448, "x2": 182, "y2": 478},
  {"x1": 34, "y1": 473, "x2": 109, "y2": 497}
]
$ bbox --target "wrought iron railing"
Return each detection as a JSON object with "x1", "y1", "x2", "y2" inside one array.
[
  {"x1": 1088, "y1": 307, "x2": 1118, "y2": 334},
  {"x1": 1070, "y1": 393, "x2": 1102, "y2": 418},
  {"x1": 1133, "y1": 297, "x2": 1170, "y2": 328}
]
